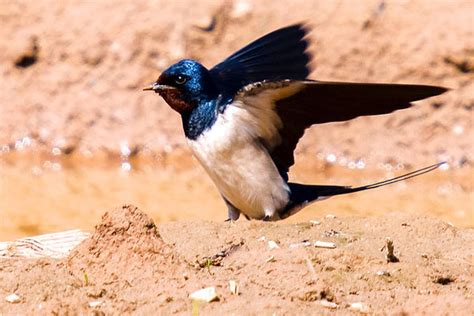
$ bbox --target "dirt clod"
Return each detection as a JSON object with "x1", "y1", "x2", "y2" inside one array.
[
  {"x1": 434, "y1": 276, "x2": 456, "y2": 285},
  {"x1": 14, "y1": 36, "x2": 39, "y2": 68}
]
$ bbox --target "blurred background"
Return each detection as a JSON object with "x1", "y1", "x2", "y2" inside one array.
[{"x1": 0, "y1": 0, "x2": 472, "y2": 239}]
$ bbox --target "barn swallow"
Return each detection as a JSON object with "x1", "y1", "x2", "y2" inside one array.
[{"x1": 144, "y1": 24, "x2": 447, "y2": 221}]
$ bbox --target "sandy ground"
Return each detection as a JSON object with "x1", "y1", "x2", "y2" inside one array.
[
  {"x1": 0, "y1": 0, "x2": 472, "y2": 238},
  {"x1": 0, "y1": 0, "x2": 473, "y2": 314},
  {"x1": 1, "y1": 205, "x2": 473, "y2": 314}
]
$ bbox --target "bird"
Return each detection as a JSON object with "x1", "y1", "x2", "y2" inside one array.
[{"x1": 143, "y1": 23, "x2": 447, "y2": 221}]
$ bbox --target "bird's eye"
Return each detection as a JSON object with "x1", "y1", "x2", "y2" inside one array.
[{"x1": 175, "y1": 75, "x2": 187, "y2": 85}]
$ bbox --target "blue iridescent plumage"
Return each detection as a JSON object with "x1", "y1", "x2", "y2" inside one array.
[{"x1": 158, "y1": 60, "x2": 219, "y2": 139}]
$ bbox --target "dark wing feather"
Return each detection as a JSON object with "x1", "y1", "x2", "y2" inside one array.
[
  {"x1": 209, "y1": 24, "x2": 311, "y2": 101},
  {"x1": 272, "y1": 81, "x2": 448, "y2": 177}
]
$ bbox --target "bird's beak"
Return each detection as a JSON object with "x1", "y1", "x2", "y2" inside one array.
[{"x1": 143, "y1": 83, "x2": 176, "y2": 92}]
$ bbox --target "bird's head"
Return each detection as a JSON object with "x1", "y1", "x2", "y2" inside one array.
[{"x1": 143, "y1": 59, "x2": 218, "y2": 114}]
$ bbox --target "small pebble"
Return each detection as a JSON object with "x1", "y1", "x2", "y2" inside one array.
[
  {"x1": 350, "y1": 302, "x2": 370, "y2": 313},
  {"x1": 193, "y1": 16, "x2": 215, "y2": 31},
  {"x1": 88, "y1": 300, "x2": 102, "y2": 308},
  {"x1": 376, "y1": 270, "x2": 391, "y2": 276},
  {"x1": 320, "y1": 299, "x2": 338, "y2": 309},
  {"x1": 309, "y1": 220, "x2": 321, "y2": 225},
  {"x1": 267, "y1": 240, "x2": 279, "y2": 249},
  {"x1": 189, "y1": 287, "x2": 218, "y2": 302},
  {"x1": 5, "y1": 294, "x2": 20, "y2": 304},
  {"x1": 229, "y1": 280, "x2": 239, "y2": 295},
  {"x1": 314, "y1": 241, "x2": 337, "y2": 249},
  {"x1": 325, "y1": 214, "x2": 337, "y2": 219}
]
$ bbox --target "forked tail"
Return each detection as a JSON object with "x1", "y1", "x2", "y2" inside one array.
[{"x1": 281, "y1": 162, "x2": 445, "y2": 219}]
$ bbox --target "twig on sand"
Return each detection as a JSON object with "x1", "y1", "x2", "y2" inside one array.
[
  {"x1": 196, "y1": 241, "x2": 244, "y2": 269},
  {"x1": 314, "y1": 241, "x2": 337, "y2": 249},
  {"x1": 380, "y1": 237, "x2": 399, "y2": 263}
]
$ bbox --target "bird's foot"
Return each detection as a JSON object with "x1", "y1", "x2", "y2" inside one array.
[{"x1": 225, "y1": 218, "x2": 237, "y2": 227}]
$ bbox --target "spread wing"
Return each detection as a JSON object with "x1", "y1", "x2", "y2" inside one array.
[
  {"x1": 209, "y1": 23, "x2": 447, "y2": 180},
  {"x1": 234, "y1": 81, "x2": 446, "y2": 180},
  {"x1": 272, "y1": 81, "x2": 447, "y2": 177}
]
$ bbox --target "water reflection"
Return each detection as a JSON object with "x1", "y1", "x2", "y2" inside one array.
[
  {"x1": 1, "y1": 145, "x2": 10, "y2": 153},
  {"x1": 0, "y1": 146, "x2": 471, "y2": 241},
  {"x1": 0, "y1": 140, "x2": 469, "y2": 177},
  {"x1": 52, "y1": 147, "x2": 61, "y2": 156},
  {"x1": 14, "y1": 137, "x2": 32, "y2": 151},
  {"x1": 319, "y1": 151, "x2": 367, "y2": 170},
  {"x1": 43, "y1": 160, "x2": 62, "y2": 172},
  {"x1": 120, "y1": 141, "x2": 132, "y2": 172},
  {"x1": 121, "y1": 161, "x2": 132, "y2": 172}
]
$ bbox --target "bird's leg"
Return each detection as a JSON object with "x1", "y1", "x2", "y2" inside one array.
[{"x1": 223, "y1": 196, "x2": 241, "y2": 222}]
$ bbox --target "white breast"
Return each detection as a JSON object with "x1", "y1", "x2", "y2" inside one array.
[{"x1": 187, "y1": 101, "x2": 290, "y2": 219}]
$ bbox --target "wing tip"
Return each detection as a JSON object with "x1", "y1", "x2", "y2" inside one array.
[
  {"x1": 296, "y1": 22, "x2": 314, "y2": 77},
  {"x1": 285, "y1": 21, "x2": 312, "y2": 35},
  {"x1": 426, "y1": 85, "x2": 450, "y2": 97},
  {"x1": 410, "y1": 84, "x2": 449, "y2": 102}
]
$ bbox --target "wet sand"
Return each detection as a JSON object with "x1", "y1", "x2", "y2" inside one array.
[{"x1": 1, "y1": 151, "x2": 472, "y2": 240}]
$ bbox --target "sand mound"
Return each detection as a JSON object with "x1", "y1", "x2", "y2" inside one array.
[
  {"x1": 69, "y1": 205, "x2": 174, "y2": 274},
  {"x1": 64, "y1": 205, "x2": 189, "y2": 313}
]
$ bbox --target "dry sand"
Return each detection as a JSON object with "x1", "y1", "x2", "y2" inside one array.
[{"x1": 1, "y1": 205, "x2": 473, "y2": 315}]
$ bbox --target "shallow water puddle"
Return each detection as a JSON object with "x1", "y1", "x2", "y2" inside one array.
[{"x1": 0, "y1": 152, "x2": 472, "y2": 240}]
